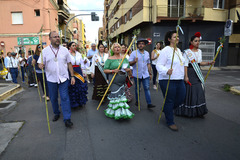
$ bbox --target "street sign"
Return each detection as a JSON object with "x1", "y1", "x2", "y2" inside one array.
[
  {"x1": 17, "y1": 37, "x2": 39, "y2": 45},
  {"x1": 147, "y1": 38, "x2": 152, "y2": 44},
  {"x1": 153, "y1": 32, "x2": 160, "y2": 37}
]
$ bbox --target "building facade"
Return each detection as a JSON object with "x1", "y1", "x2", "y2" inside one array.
[
  {"x1": 0, "y1": 0, "x2": 59, "y2": 55},
  {"x1": 105, "y1": 0, "x2": 240, "y2": 66}
]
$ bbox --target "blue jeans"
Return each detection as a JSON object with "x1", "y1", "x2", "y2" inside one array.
[
  {"x1": 151, "y1": 64, "x2": 157, "y2": 85},
  {"x1": 159, "y1": 80, "x2": 186, "y2": 126},
  {"x1": 47, "y1": 80, "x2": 71, "y2": 122},
  {"x1": 134, "y1": 77, "x2": 151, "y2": 104},
  {"x1": 10, "y1": 68, "x2": 18, "y2": 83},
  {"x1": 20, "y1": 66, "x2": 25, "y2": 82}
]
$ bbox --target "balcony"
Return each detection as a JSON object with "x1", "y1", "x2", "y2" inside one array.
[
  {"x1": 157, "y1": 5, "x2": 204, "y2": 22},
  {"x1": 58, "y1": 5, "x2": 70, "y2": 20}
]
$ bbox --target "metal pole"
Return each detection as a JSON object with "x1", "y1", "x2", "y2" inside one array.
[{"x1": 64, "y1": 14, "x2": 91, "y2": 42}]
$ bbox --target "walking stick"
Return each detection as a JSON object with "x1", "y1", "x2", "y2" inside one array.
[
  {"x1": 28, "y1": 38, "x2": 42, "y2": 102},
  {"x1": 204, "y1": 36, "x2": 225, "y2": 82},
  {"x1": 97, "y1": 35, "x2": 137, "y2": 110},
  {"x1": 158, "y1": 17, "x2": 184, "y2": 123},
  {"x1": 39, "y1": 26, "x2": 51, "y2": 134},
  {"x1": 134, "y1": 39, "x2": 140, "y2": 111}
]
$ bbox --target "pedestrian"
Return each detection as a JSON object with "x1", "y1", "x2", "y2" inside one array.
[
  {"x1": 121, "y1": 44, "x2": 133, "y2": 103},
  {"x1": 27, "y1": 50, "x2": 36, "y2": 87},
  {"x1": 90, "y1": 41, "x2": 109, "y2": 101},
  {"x1": 38, "y1": 31, "x2": 75, "y2": 128},
  {"x1": 156, "y1": 30, "x2": 186, "y2": 131},
  {"x1": 87, "y1": 43, "x2": 98, "y2": 83},
  {"x1": 129, "y1": 38, "x2": 156, "y2": 109},
  {"x1": 104, "y1": 43, "x2": 134, "y2": 120},
  {"x1": 33, "y1": 44, "x2": 49, "y2": 99},
  {"x1": 87, "y1": 43, "x2": 98, "y2": 65},
  {"x1": 175, "y1": 32, "x2": 215, "y2": 118},
  {"x1": 68, "y1": 42, "x2": 89, "y2": 108},
  {"x1": 151, "y1": 42, "x2": 162, "y2": 90},
  {"x1": 4, "y1": 52, "x2": 12, "y2": 81},
  {"x1": 18, "y1": 50, "x2": 26, "y2": 83},
  {"x1": 7, "y1": 52, "x2": 19, "y2": 84}
]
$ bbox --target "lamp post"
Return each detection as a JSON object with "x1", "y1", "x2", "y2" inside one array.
[{"x1": 64, "y1": 12, "x2": 99, "y2": 42}]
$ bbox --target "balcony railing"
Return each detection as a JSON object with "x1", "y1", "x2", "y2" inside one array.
[
  {"x1": 157, "y1": 5, "x2": 204, "y2": 19},
  {"x1": 59, "y1": 5, "x2": 70, "y2": 15}
]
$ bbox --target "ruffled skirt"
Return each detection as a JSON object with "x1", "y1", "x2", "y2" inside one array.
[
  {"x1": 69, "y1": 67, "x2": 88, "y2": 108},
  {"x1": 175, "y1": 67, "x2": 208, "y2": 117},
  {"x1": 105, "y1": 73, "x2": 134, "y2": 120}
]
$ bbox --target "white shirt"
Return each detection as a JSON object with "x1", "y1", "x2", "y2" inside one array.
[
  {"x1": 152, "y1": 49, "x2": 161, "y2": 65},
  {"x1": 19, "y1": 57, "x2": 26, "y2": 67},
  {"x1": 156, "y1": 46, "x2": 185, "y2": 80},
  {"x1": 90, "y1": 52, "x2": 109, "y2": 74},
  {"x1": 184, "y1": 49, "x2": 202, "y2": 66},
  {"x1": 7, "y1": 57, "x2": 19, "y2": 68},
  {"x1": 69, "y1": 51, "x2": 90, "y2": 69},
  {"x1": 38, "y1": 45, "x2": 72, "y2": 84}
]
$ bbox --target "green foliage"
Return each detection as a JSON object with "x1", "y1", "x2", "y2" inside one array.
[{"x1": 223, "y1": 84, "x2": 231, "y2": 92}]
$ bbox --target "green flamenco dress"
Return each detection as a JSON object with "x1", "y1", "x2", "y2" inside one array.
[{"x1": 104, "y1": 58, "x2": 134, "y2": 120}]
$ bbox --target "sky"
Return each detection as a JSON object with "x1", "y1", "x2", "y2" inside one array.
[{"x1": 67, "y1": 0, "x2": 104, "y2": 43}]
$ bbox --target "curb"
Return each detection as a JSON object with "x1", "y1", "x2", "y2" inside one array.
[
  {"x1": 0, "y1": 84, "x2": 22, "y2": 102},
  {"x1": 230, "y1": 86, "x2": 240, "y2": 95}
]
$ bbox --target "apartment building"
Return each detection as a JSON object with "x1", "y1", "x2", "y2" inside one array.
[
  {"x1": 0, "y1": 0, "x2": 72, "y2": 55},
  {"x1": 104, "y1": 0, "x2": 240, "y2": 66},
  {"x1": 0, "y1": 0, "x2": 59, "y2": 55}
]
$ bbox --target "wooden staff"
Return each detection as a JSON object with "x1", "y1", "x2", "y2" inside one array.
[
  {"x1": 134, "y1": 39, "x2": 140, "y2": 111},
  {"x1": 28, "y1": 38, "x2": 42, "y2": 102},
  {"x1": 204, "y1": 37, "x2": 225, "y2": 82},
  {"x1": 97, "y1": 35, "x2": 137, "y2": 110},
  {"x1": 158, "y1": 17, "x2": 184, "y2": 123},
  {"x1": 39, "y1": 26, "x2": 51, "y2": 134}
]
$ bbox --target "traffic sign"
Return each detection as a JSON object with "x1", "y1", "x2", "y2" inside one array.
[
  {"x1": 17, "y1": 37, "x2": 39, "y2": 45},
  {"x1": 147, "y1": 38, "x2": 152, "y2": 44}
]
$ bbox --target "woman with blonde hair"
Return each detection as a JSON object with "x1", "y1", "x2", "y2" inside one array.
[{"x1": 103, "y1": 43, "x2": 134, "y2": 120}]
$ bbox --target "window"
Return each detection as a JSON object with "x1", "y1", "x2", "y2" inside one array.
[
  {"x1": 124, "y1": 14, "x2": 127, "y2": 23},
  {"x1": 34, "y1": 9, "x2": 40, "y2": 16},
  {"x1": 129, "y1": 9, "x2": 132, "y2": 19},
  {"x1": 199, "y1": 41, "x2": 216, "y2": 62},
  {"x1": 168, "y1": 0, "x2": 185, "y2": 17},
  {"x1": 213, "y1": 0, "x2": 224, "y2": 9},
  {"x1": 12, "y1": 12, "x2": 23, "y2": 24}
]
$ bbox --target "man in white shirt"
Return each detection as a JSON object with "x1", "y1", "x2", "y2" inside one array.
[
  {"x1": 7, "y1": 52, "x2": 19, "y2": 83},
  {"x1": 38, "y1": 31, "x2": 75, "y2": 128}
]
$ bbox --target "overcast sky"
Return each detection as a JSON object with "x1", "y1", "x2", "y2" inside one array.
[{"x1": 68, "y1": 0, "x2": 104, "y2": 43}]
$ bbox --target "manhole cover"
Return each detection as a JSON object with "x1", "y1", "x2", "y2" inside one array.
[{"x1": 0, "y1": 102, "x2": 11, "y2": 108}]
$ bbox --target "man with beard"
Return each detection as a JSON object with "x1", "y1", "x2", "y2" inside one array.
[{"x1": 38, "y1": 31, "x2": 75, "y2": 128}]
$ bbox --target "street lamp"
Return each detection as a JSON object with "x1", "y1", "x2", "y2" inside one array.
[{"x1": 64, "y1": 12, "x2": 99, "y2": 42}]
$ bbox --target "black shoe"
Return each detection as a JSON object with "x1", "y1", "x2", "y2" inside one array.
[
  {"x1": 65, "y1": 119, "x2": 73, "y2": 128},
  {"x1": 147, "y1": 104, "x2": 156, "y2": 109},
  {"x1": 52, "y1": 115, "x2": 60, "y2": 122}
]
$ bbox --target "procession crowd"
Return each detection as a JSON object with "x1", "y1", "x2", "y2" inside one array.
[{"x1": 0, "y1": 30, "x2": 214, "y2": 131}]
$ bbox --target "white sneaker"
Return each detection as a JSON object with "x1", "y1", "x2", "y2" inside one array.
[
  {"x1": 30, "y1": 83, "x2": 35, "y2": 87},
  {"x1": 153, "y1": 85, "x2": 157, "y2": 90},
  {"x1": 34, "y1": 84, "x2": 38, "y2": 87}
]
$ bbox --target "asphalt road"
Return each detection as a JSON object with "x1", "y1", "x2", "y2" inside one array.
[{"x1": 0, "y1": 69, "x2": 240, "y2": 160}]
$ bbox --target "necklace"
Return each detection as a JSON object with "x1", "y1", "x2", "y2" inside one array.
[{"x1": 50, "y1": 45, "x2": 59, "y2": 62}]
